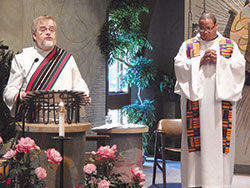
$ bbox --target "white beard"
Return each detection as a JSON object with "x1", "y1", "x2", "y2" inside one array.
[{"x1": 43, "y1": 41, "x2": 54, "y2": 47}]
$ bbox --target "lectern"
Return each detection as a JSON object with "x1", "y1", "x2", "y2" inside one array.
[{"x1": 17, "y1": 90, "x2": 91, "y2": 188}]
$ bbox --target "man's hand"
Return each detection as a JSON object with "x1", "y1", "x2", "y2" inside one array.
[
  {"x1": 200, "y1": 49, "x2": 217, "y2": 67},
  {"x1": 85, "y1": 97, "x2": 92, "y2": 106},
  {"x1": 81, "y1": 93, "x2": 92, "y2": 106},
  {"x1": 14, "y1": 91, "x2": 27, "y2": 103}
]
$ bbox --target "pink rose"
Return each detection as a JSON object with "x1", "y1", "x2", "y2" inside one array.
[
  {"x1": 0, "y1": 136, "x2": 3, "y2": 143},
  {"x1": 98, "y1": 179, "x2": 110, "y2": 188},
  {"x1": 45, "y1": 148, "x2": 62, "y2": 165},
  {"x1": 131, "y1": 167, "x2": 146, "y2": 182},
  {"x1": 96, "y1": 145, "x2": 117, "y2": 159},
  {"x1": 3, "y1": 149, "x2": 17, "y2": 159},
  {"x1": 35, "y1": 167, "x2": 47, "y2": 180},
  {"x1": 15, "y1": 137, "x2": 40, "y2": 154},
  {"x1": 83, "y1": 163, "x2": 96, "y2": 174}
]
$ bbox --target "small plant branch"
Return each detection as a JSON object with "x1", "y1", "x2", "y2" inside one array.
[{"x1": 137, "y1": 88, "x2": 142, "y2": 104}]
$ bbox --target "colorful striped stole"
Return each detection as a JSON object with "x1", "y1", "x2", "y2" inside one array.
[
  {"x1": 185, "y1": 37, "x2": 234, "y2": 154},
  {"x1": 219, "y1": 38, "x2": 234, "y2": 59},
  {"x1": 25, "y1": 46, "x2": 71, "y2": 92},
  {"x1": 186, "y1": 39, "x2": 200, "y2": 59}
]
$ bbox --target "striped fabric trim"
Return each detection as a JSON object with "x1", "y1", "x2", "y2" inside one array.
[
  {"x1": 185, "y1": 37, "x2": 234, "y2": 153},
  {"x1": 186, "y1": 100, "x2": 233, "y2": 153},
  {"x1": 186, "y1": 100, "x2": 200, "y2": 152},
  {"x1": 186, "y1": 38, "x2": 200, "y2": 59},
  {"x1": 222, "y1": 101, "x2": 232, "y2": 154},
  {"x1": 219, "y1": 38, "x2": 234, "y2": 59},
  {"x1": 26, "y1": 46, "x2": 71, "y2": 92}
]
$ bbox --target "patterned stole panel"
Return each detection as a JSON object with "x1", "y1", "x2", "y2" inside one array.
[
  {"x1": 26, "y1": 46, "x2": 71, "y2": 92},
  {"x1": 219, "y1": 38, "x2": 234, "y2": 59},
  {"x1": 186, "y1": 39, "x2": 200, "y2": 59},
  {"x1": 220, "y1": 38, "x2": 233, "y2": 154},
  {"x1": 185, "y1": 37, "x2": 234, "y2": 153},
  {"x1": 186, "y1": 100, "x2": 200, "y2": 152},
  {"x1": 222, "y1": 101, "x2": 232, "y2": 154}
]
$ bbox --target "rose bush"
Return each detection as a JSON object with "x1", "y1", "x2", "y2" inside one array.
[
  {"x1": 0, "y1": 137, "x2": 62, "y2": 188},
  {"x1": 70, "y1": 144, "x2": 145, "y2": 188}
]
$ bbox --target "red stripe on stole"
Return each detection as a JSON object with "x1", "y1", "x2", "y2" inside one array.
[
  {"x1": 26, "y1": 48, "x2": 57, "y2": 92},
  {"x1": 44, "y1": 52, "x2": 70, "y2": 90},
  {"x1": 189, "y1": 148, "x2": 196, "y2": 152}
]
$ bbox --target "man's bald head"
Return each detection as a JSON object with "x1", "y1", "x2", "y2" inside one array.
[{"x1": 199, "y1": 12, "x2": 217, "y2": 25}]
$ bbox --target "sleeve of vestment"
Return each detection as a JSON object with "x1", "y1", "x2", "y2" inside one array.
[
  {"x1": 174, "y1": 41, "x2": 204, "y2": 101},
  {"x1": 70, "y1": 56, "x2": 90, "y2": 96},
  {"x1": 215, "y1": 41, "x2": 245, "y2": 102},
  {"x1": 3, "y1": 56, "x2": 24, "y2": 111}
]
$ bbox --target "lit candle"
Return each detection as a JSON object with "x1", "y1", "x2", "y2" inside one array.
[{"x1": 58, "y1": 101, "x2": 65, "y2": 137}]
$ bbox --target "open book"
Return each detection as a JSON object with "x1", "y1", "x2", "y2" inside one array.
[{"x1": 92, "y1": 123, "x2": 147, "y2": 130}]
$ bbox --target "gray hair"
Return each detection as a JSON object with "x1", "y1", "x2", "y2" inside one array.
[
  {"x1": 199, "y1": 12, "x2": 217, "y2": 25},
  {"x1": 31, "y1": 15, "x2": 57, "y2": 34}
]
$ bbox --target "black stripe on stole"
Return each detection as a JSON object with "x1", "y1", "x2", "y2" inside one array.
[{"x1": 33, "y1": 48, "x2": 64, "y2": 91}]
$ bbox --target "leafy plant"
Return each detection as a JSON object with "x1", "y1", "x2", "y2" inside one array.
[
  {"x1": 122, "y1": 99, "x2": 155, "y2": 127},
  {"x1": 98, "y1": 0, "x2": 152, "y2": 66},
  {"x1": 122, "y1": 100, "x2": 155, "y2": 155},
  {"x1": 97, "y1": 0, "x2": 157, "y2": 156},
  {"x1": 0, "y1": 41, "x2": 16, "y2": 142},
  {"x1": 159, "y1": 73, "x2": 176, "y2": 94}
]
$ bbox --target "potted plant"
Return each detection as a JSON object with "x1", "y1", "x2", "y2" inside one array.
[{"x1": 97, "y1": 0, "x2": 157, "y2": 156}]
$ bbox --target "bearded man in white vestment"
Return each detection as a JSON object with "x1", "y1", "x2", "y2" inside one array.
[
  {"x1": 174, "y1": 13, "x2": 245, "y2": 188},
  {"x1": 4, "y1": 15, "x2": 91, "y2": 116}
]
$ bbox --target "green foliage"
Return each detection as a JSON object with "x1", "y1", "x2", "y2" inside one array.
[
  {"x1": 0, "y1": 149, "x2": 46, "y2": 188},
  {"x1": 97, "y1": 0, "x2": 152, "y2": 66},
  {"x1": 122, "y1": 99, "x2": 156, "y2": 127},
  {"x1": 0, "y1": 41, "x2": 16, "y2": 142},
  {"x1": 122, "y1": 99, "x2": 156, "y2": 155},
  {"x1": 1, "y1": 155, "x2": 46, "y2": 188},
  {"x1": 159, "y1": 73, "x2": 176, "y2": 94},
  {"x1": 120, "y1": 56, "x2": 156, "y2": 90},
  {"x1": 97, "y1": 0, "x2": 157, "y2": 156}
]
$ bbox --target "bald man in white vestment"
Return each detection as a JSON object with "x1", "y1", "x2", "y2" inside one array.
[{"x1": 174, "y1": 13, "x2": 245, "y2": 188}]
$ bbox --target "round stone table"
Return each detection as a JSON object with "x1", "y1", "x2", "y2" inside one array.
[
  {"x1": 93, "y1": 125, "x2": 148, "y2": 183},
  {"x1": 18, "y1": 122, "x2": 91, "y2": 188}
]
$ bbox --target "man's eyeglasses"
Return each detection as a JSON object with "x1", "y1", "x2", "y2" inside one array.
[{"x1": 199, "y1": 24, "x2": 216, "y2": 33}]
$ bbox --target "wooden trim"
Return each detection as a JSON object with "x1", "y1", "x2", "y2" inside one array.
[{"x1": 17, "y1": 122, "x2": 91, "y2": 133}]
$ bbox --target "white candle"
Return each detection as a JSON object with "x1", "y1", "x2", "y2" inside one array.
[{"x1": 59, "y1": 101, "x2": 65, "y2": 137}]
